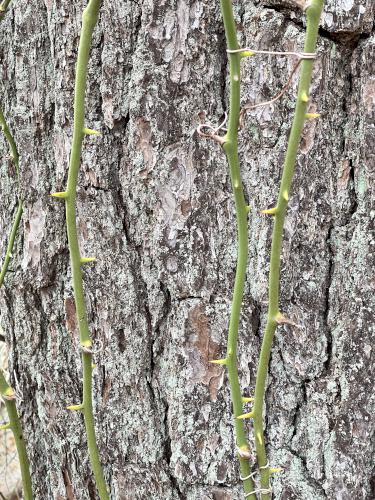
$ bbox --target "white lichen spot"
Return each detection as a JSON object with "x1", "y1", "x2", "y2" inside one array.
[
  {"x1": 338, "y1": 0, "x2": 354, "y2": 12},
  {"x1": 323, "y1": 12, "x2": 334, "y2": 28}
]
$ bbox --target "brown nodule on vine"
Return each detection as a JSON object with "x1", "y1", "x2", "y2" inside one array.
[{"x1": 1, "y1": 392, "x2": 17, "y2": 401}]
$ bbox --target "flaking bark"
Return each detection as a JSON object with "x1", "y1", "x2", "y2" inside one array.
[{"x1": 0, "y1": 1, "x2": 374, "y2": 498}]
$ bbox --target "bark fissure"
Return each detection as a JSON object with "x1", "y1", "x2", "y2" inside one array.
[
  {"x1": 163, "y1": 401, "x2": 184, "y2": 499},
  {"x1": 323, "y1": 225, "x2": 333, "y2": 373},
  {"x1": 1, "y1": 0, "x2": 374, "y2": 498}
]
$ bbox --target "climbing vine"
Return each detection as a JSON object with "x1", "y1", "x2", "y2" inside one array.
[
  {"x1": 0, "y1": 2, "x2": 32, "y2": 496},
  {"x1": 198, "y1": 0, "x2": 324, "y2": 498},
  {"x1": 0, "y1": 0, "x2": 328, "y2": 497},
  {"x1": 51, "y1": 0, "x2": 109, "y2": 498}
]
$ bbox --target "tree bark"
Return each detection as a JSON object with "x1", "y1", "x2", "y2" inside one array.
[{"x1": 0, "y1": 1, "x2": 374, "y2": 499}]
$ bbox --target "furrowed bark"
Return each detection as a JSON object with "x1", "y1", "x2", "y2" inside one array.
[{"x1": 1, "y1": 0, "x2": 374, "y2": 497}]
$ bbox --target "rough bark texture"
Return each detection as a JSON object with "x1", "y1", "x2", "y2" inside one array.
[{"x1": 0, "y1": 0, "x2": 374, "y2": 499}]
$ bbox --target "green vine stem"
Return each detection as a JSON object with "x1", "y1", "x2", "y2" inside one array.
[
  {"x1": 0, "y1": 370, "x2": 33, "y2": 500},
  {"x1": 0, "y1": 105, "x2": 30, "y2": 496},
  {"x1": 209, "y1": 1, "x2": 257, "y2": 497},
  {"x1": 0, "y1": 0, "x2": 12, "y2": 21},
  {"x1": 51, "y1": 1, "x2": 109, "y2": 498},
  {"x1": 0, "y1": 107, "x2": 23, "y2": 287},
  {"x1": 250, "y1": 1, "x2": 325, "y2": 498}
]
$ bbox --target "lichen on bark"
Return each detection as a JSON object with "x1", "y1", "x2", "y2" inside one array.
[{"x1": 0, "y1": 0, "x2": 374, "y2": 498}]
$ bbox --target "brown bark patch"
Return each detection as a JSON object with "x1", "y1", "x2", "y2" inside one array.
[
  {"x1": 137, "y1": 118, "x2": 155, "y2": 178},
  {"x1": 337, "y1": 159, "x2": 350, "y2": 191},
  {"x1": 62, "y1": 468, "x2": 76, "y2": 500},
  {"x1": 64, "y1": 298, "x2": 78, "y2": 340},
  {"x1": 187, "y1": 304, "x2": 223, "y2": 401}
]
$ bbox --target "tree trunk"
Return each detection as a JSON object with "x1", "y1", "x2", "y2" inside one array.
[{"x1": 0, "y1": 1, "x2": 374, "y2": 499}]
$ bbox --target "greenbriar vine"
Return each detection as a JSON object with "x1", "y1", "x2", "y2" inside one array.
[
  {"x1": 0, "y1": 108, "x2": 23, "y2": 288},
  {"x1": 199, "y1": 0, "x2": 324, "y2": 498},
  {"x1": 0, "y1": 0, "x2": 12, "y2": 20},
  {"x1": 203, "y1": 0, "x2": 257, "y2": 497},
  {"x1": 250, "y1": 2, "x2": 324, "y2": 498},
  {"x1": 1, "y1": 48, "x2": 30, "y2": 498},
  {"x1": 51, "y1": 1, "x2": 109, "y2": 498},
  {"x1": 1, "y1": 106, "x2": 31, "y2": 500},
  {"x1": 0, "y1": 371, "x2": 33, "y2": 500}
]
